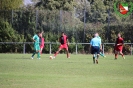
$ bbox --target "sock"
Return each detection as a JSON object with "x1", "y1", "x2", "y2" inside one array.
[
  {"x1": 32, "y1": 52, "x2": 36, "y2": 57},
  {"x1": 93, "y1": 54, "x2": 96, "y2": 63},
  {"x1": 97, "y1": 55, "x2": 99, "y2": 59},
  {"x1": 121, "y1": 53, "x2": 124, "y2": 57},
  {"x1": 93, "y1": 54, "x2": 96, "y2": 58},
  {"x1": 54, "y1": 51, "x2": 59, "y2": 57},
  {"x1": 115, "y1": 54, "x2": 117, "y2": 58},
  {"x1": 40, "y1": 48, "x2": 42, "y2": 54},
  {"x1": 37, "y1": 52, "x2": 40, "y2": 58},
  {"x1": 93, "y1": 56, "x2": 95, "y2": 63}
]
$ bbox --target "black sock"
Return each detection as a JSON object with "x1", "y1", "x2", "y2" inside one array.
[{"x1": 93, "y1": 57, "x2": 95, "y2": 64}]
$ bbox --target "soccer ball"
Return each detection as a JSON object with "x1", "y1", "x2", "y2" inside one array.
[{"x1": 49, "y1": 56, "x2": 53, "y2": 60}]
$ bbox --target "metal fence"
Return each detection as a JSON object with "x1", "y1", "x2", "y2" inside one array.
[{"x1": 0, "y1": 42, "x2": 132, "y2": 55}]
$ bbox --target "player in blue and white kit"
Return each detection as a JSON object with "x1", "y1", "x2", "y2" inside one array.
[{"x1": 90, "y1": 33, "x2": 102, "y2": 64}]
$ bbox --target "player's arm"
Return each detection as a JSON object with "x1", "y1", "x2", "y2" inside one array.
[
  {"x1": 66, "y1": 37, "x2": 69, "y2": 45},
  {"x1": 59, "y1": 37, "x2": 61, "y2": 44},
  {"x1": 117, "y1": 40, "x2": 124, "y2": 46},
  {"x1": 89, "y1": 44, "x2": 92, "y2": 53},
  {"x1": 41, "y1": 31, "x2": 44, "y2": 34},
  {"x1": 32, "y1": 36, "x2": 36, "y2": 42},
  {"x1": 100, "y1": 44, "x2": 102, "y2": 50},
  {"x1": 40, "y1": 31, "x2": 44, "y2": 36},
  {"x1": 114, "y1": 38, "x2": 118, "y2": 46},
  {"x1": 32, "y1": 38, "x2": 35, "y2": 42}
]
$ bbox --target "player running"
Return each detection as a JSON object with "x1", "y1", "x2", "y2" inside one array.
[
  {"x1": 90, "y1": 33, "x2": 102, "y2": 64},
  {"x1": 39, "y1": 31, "x2": 45, "y2": 54},
  {"x1": 51, "y1": 32, "x2": 70, "y2": 59},
  {"x1": 31, "y1": 31, "x2": 41, "y2": 59},
  {"x1": 114, "y1": 33, "x2": 125, "y2": 59}
]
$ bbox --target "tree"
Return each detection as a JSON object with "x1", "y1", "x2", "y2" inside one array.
[
  {"x1": 35, "y1": 0, "x2": 76, "y2": 10},
  {"x1": 0, "y1": 0, "x2": 23, "y2": 10},
  {"x1": 0, "y1": 19, "x2": 24, "y2": 53}
]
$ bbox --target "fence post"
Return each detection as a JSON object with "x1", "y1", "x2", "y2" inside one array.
[
  {"x1": 23, "y1": 43, "x2": 25, "y2": 54},
  {"x1": 131, "y1": 43, "x2": 132, "y2": 55},
  {"x1": 49, "y1": 42, "x2": 52, "y2": 54},
  {"x1": 103, "y1": 43, "x2": 104, "y2": 54},
  {"x1": 76, "y1": 43, "x2": 78, "y2": 54}
]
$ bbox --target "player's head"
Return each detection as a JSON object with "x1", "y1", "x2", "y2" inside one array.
[
  {"x1": 95, "y1": 32, "x2": 99, "y2": 37},
  {"x1": 61, "y1": 32, "x2": 65, "y2": 36},
  {"x1": 94, "y1": 33, "x2": 98, "y2": 37},
  {"x1": 118, "y1": 33, "x2": 121, "y2": 37},
  {"x1": 36, "y1": 31, "x2": 41, "y2": 36}
]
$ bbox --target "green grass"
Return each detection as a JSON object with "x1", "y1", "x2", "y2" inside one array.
[{"x1": 0, "y1": 54, "x2": 133, "y2": 88}]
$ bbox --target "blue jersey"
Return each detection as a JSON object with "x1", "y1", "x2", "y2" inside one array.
[{"x1": 90, "y1": 37, "x2": 101, "y2": 46}]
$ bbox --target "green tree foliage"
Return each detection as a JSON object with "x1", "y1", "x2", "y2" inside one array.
[
  {"x1": 0, "y1": 0, "x2": 23, "y2": 10},
  {"x1": 35, "y1": 0, "x2": 76, "y2": 10},
  {"x1": 0, "y1": 19, "x2": 24, "y2": 53}
]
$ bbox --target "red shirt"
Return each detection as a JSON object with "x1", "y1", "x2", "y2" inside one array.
[
  {"x1": 115, "y1": 37, "x2": 124, "y2": 48},
  {"x1": 59, "y1": 35, "x2": 68, "y2": 44},
  {"x1": 40, "y1": 37, "x2": 44, "y2": 47}
]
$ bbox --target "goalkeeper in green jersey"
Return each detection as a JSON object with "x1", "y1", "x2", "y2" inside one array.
[
  {"x1": 31, "y1": 31, "x2": 41, "y2": 59},
  {"x1": 96, "y1": 33, "x2": 106, "y2": 58}
]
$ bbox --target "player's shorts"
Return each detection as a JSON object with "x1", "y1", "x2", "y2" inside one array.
[
  {"x1": 34, "y1": 44, "x2": 40, "y2": 51},
  {"x1": 59, "y1": 44, "x2": 68, "y2": 50},
  {"x1": 115, "y1": 46, "x2": 123, "y2": 52},
  {"x1": 91, "y1": 46, "x2": 100, "y2": 54}
]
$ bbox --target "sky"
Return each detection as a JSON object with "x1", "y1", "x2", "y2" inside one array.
[{"x1": 23, "y1": 0, "x2": 33, "y2": 6}]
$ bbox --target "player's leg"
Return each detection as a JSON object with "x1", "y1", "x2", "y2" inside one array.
[
  {"x1": 91, "y1": 46, "x2": 96, "y2": 64},
  {"x1": 40, "y1": 47, "x2": 43, "y2": 54},
  {"x1": 64, "y1": 44, "x2": 70, "y2": 58},
  {"x1": 115, "y1": 50, "x2": 118, "y2": 59},
  {"x1": 100, "y1": 52, "x2": 106, "y2": 57},
  {"x1": 54, "y1": 45, "x2": 62, "y2": 58},
  {"x1": 31, "y1": 51, "x2": 36, "y2": 59},
  {"x1": 37, "y1": 45, "x2": 40, "y2": 59},
  {"x1": 31, "y1": 45, "x2": 37, "y2": 59},
  {"x1": 93, "y1": 54, "x2": 96, "y2": 64},
  {"x1": 99, "y1": 48, "x2": 106, "y2": 58},
  {"x1": 96, "y1": 54, "x2": 99, "y2": 64},
  {"x1": 37, "y1": 50, "x2": 40, "y2": 59},
  {"x1": 119, "y1": 49, "x2": 125, "y2": 59},
  {"x1": 65, "y1": 48, "x2": 70, "y2": 58},
  {"x1": 95, "y1": 46, "x2": 100, "y2": 64}
]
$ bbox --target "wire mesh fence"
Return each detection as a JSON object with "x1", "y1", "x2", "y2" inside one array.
[{"x1": 0, "y1": 42, "x2": 132, "y2": 55}]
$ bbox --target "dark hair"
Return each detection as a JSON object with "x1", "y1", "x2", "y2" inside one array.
[{"x1": 36, "y1": 31, "x2": 40, "y2": 34}]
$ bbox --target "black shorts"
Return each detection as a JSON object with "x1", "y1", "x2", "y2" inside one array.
[{"x1": 91, "y1": 46, "x2": 100, "y2": 54}]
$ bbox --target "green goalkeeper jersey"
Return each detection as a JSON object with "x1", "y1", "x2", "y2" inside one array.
[
  {"x1": 97, "y1": 36, "x2": 101, "y2": 40},
  {"x1": 33, "y1": 34, "x2": 40, "y2": 46},
  {"x1": 97, "y1": 36, "x2": 102, "y2": 47}
]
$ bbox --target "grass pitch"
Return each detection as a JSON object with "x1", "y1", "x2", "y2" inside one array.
[{"x1": 0, "y1": 54, "x2": 133, "y2": 88}]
